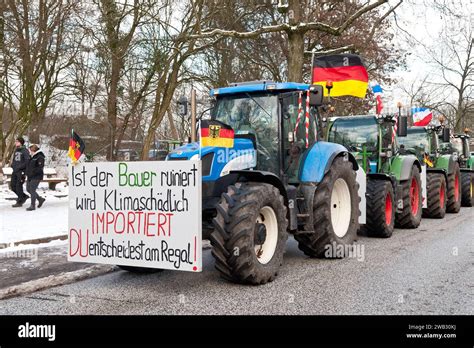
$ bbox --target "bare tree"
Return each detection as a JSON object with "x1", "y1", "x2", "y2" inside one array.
[
  {"x1": 396, "y1": 0, "x2": 473, "y2": 131},
  {"x1": 0, "y1": 0, "x2": 81, "y2": 163},
  {"x1": 191, "y1": 0, "x2": 398, "y2": 82}
]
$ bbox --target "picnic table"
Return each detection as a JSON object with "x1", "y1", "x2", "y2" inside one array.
[{"x1": 2, "y1": 167, "x2": 67, "y2": 190}]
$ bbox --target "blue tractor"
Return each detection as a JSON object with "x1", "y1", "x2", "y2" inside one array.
[{"x1": 168, "y1": 81, "x2": 364, "y2": 284}]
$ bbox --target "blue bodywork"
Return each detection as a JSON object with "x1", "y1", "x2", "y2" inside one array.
[
  {"x1": 299, "y1": 141, "x2": 354, "y2": 183},
  {"x1": 167, "y1": 138, "x2": 255, "y2": 182},
  {"x1": 210, "y1": 82, "x2": 309, "y2": 96}
]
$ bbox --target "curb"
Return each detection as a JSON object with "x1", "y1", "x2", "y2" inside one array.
[
  {"x1": 0, "y1": 264, "x2": 117, "y2": 300},
  {"x1": 0, "y1": 234, "x2": 68, "y2": 250}
]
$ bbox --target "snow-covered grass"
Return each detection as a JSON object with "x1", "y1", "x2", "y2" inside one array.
[
  {"x1": 0, "y1": 239, "x2": 67, "y2": 253},
  {"x1": 0, "y1": 182, "x2": 68, "y2": 244}
]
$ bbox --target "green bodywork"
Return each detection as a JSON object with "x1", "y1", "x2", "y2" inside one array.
[
  {"x1": 326, "y1": 115, "x2": 417, "y2": 181},
  {"x1": 445, "y1": 135, "x2": 474, "y2": 171},
  {"x1": 397, "y1": 126, "x2": 454, "y2": 174}
]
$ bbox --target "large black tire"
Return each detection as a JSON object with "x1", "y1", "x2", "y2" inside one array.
[
  {"x1": 461, "y1": 172, "x2": 474, "y2": 207},
  {"x1": 118, "y1": 266, "x2": 163, "y2": 274},
  {"x1": 395, "y1": 166, "x2": 422, "y2": 229},
  {"x1": 422, "y1": 173, "x2": 447, "y2": 219},
  {"x1": 364, "y1": 179, "x2": 395, "y2": 238},
  {"x1": 294, "y1": 156, "x2": 359, "y2": 258},
  {"x1": 210, "y1": 182, "x2": 288, "y2": 285},
  {"x1": 446, "y1": 162, "x2": 461, "y2": 213}
]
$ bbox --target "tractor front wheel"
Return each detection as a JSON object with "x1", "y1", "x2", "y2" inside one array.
[
  {"x1": 210, "y1": 182, "x2": 288, "y2": 285},
  {"x1": 295, "y1": 156, "x2": 359, "y2": 258},
  {"x1": 395, "y1": 166, "x2": 422, "y2": 229},
  {"x1": 364, "y1": 179, "x2": 395, "y2": 238},
  {"x1": 446, "y1": 163, "x2": 461, "y2": 213},
  {"x1": 461, "y1": 172, "x2": 474, "y2": 207},
  {"x1": 422, "y1": 173, "x2": 447, "y2": 219}
]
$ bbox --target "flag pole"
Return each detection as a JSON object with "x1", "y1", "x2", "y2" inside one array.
[{"x1": 198, "y1": 119, "x2": 202, "y2": 160}]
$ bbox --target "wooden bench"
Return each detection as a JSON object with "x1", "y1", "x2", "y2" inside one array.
[{"x1": 2, "y1": 167, "x2": 67, "y2": 190}]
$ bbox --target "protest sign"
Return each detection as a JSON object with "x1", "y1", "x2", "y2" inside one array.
[{"x1": 68, "y1": 161, "x2": 202, "y2": 272}]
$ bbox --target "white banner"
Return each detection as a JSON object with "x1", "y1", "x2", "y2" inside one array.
[{"x1": 68, "y1": 161, "x2": 202, "y2": 272}]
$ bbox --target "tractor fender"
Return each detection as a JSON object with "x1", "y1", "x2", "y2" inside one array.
[
  {"x1": 427, "y1": 167, "x2": 448, "y2": 182},
  {"x1": 436, "y1": 155, "x2": 455, "y2": 174},
  {"x1": 367, "y1": 173, "x2": 397, "y2": 190},
  {"x1": 394, "y1": 156, "x2": 422, "y2": 181},
  {"x1": 367, "y1": 172, "x2": 394, "y2": 182},
  {"x1": 299, "y1": 141, "x2": 358, "y2": 183},
  {"x1": 229, "y1": 170, "x2": 288, "y2": 205},
  {"x1": 229, "y1": 170, "x2": 296, "y2": 231}
]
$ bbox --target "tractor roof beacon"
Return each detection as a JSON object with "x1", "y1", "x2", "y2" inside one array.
[
  {"x1": 327, "y1": 114, "x2": 423, "y2": 237},
  {"x1": 157, "y1": 81, "x2": 366, "y2": 284}
]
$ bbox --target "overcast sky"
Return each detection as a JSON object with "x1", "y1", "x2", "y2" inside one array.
[{"x1": 385, "y1": 0, "x2": 474, "y2": 113}]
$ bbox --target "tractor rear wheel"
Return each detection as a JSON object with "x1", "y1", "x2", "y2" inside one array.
[
  {"x1": 461, "y1": 172, "x2": 474, "y2": 207},
  {"x1": 395, "y1": 166, "x2": 422, "y2": 229},
  {"x1": 446, "y1": 162, "x2": 461, "y2": 213},
  {"x1": 364, "y1": 179, "x2": 395, "y2": 238},
  {"x1": 295, "y1": 156, "x2": 359, "y2": 258},
  {"x1": 422, "y1": 173, "x2": 447, "y2": 219},
  {"x1": 210, "y1": 182, "x2": 288, "y2": 285}
]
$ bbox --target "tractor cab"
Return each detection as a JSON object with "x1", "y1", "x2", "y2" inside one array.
[
  {"x1": 327, "y1": 115, "x2": 396, "y2": 174},
  {"x1": 168, "y1": 81, "x2": 326, "y2": 184},
  {"x1": 397, "y1": 126, "x2": 440, "y2": 162},
  {"x1": 453, "y1": 134, "x2": 472, "y2": 167}
]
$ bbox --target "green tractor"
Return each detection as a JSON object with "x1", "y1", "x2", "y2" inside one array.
[
  {"x1": 446, "y1": 133, "x2": 474, "y2": 207},
  {"x1": 398, "y1": 126, "x2": 461, "y2": 216},
  {"x1": 326, "y1": 115, "x2": 423, "y2": 238}
]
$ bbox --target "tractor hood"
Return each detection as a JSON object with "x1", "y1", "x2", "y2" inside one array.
[{"x1": 167, "y1": 138, "x2": 257, "y2": 181}]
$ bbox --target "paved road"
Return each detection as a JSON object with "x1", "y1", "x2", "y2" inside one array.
[
  {"x1": 1, "y1": 208, "x2": 473, "y2": 315},
  {"x1": 0, "y1": 242, "x2": 92, "y2": 290}
]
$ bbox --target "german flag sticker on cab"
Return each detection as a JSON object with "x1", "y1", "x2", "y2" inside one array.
[{"x1": 200, "y1": 120, "x2": 234, "y2": 148}]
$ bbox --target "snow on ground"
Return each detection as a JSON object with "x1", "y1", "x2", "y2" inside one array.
[
  {"x1": 0, "y1": 182, "x2": 69, "y2": 244},
  {"x1": 0, "y1": 239, "x2": 67, "y2": 253}
]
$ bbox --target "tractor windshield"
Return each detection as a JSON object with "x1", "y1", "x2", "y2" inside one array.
[
  {"x1": 451, "y1": 138, "x2": 463, "y2": 154},
  {"x1": 212, "y1": 93, "x2": 279, "y2": 173},
  {"x1": 328, "y1": 117, "x2": 379, "y2": 154},
  {"x1": 398, "y1": 128, "x2": 429, "y2": 155}
]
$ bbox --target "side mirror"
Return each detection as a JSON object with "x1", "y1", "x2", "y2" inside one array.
[
  {"x1": 397, "y1": 116, "x2": 408, "y2": 137},
  {"x1": 308, "y1": 85, "x2": 324, "y2": 107},
  {"x1": 442, "y1": 128, "x2": 450, "y2": 143}
]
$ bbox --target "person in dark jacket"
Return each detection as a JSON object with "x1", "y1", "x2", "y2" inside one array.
[
  {"x1": 25, "y1": 144, "x2": 46, "y2": 211},
  {"x1": 11, "y1": 136, "x2": 30, "y2": 207}
]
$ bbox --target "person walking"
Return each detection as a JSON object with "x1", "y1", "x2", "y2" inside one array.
[
  {"x1": 11, "y1": 136, "x2": 30, "y2": 207},
  {"x1": 25, "y1": 144, "x2": 46, "y2": 211}
]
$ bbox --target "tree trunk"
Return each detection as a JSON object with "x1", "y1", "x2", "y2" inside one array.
[
  {"x1": 167, "y1": 110, "x2": 179, "y2": 140},
  {"x1": 287, "y1": 31, "x2": 305, "y2": 82},
  {"x1": 287, "y1": 0, "x2": 305, "y2": 83},
  {"x1": 107, "y1": 59, "x2": 121, "y2": 160},
  {"x1": 0, "y1": 2, "x2": 4, "y2": 163}
]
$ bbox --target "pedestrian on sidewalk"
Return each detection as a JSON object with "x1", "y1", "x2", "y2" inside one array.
[
  {"x1": 25, "y1": 144, "x2": 46, "y2": 211},
  {"x1": 10, "y1": 136, "x2": 30, "y2": 207}
]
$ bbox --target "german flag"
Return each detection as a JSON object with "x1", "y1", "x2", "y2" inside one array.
[
  {"x1": 68, "y1": 129, "x2": 85, "y2": 163},
  {"x1": 312, "y1": 54, "x2": 369, "y2": 98},
  {"x1": 200, "y1": 120, "x2": 234, "y2": 148}
]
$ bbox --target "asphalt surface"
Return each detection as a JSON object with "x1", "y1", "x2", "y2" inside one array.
[
  {"x1": 0, "y1": 242, "x2": 92, "y2": 290},
  {"x1": 0, "y1": 208, "x2": 473, "y2": 315}
]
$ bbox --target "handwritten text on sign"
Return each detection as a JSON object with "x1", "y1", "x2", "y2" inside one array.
[{"x1": 68, "y1": 161, "x2": 202, "y2": 272}]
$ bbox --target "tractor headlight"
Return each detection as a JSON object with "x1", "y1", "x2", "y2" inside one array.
[{"x1": 201, "y1": 153, "x2": 214, "y2": 176}]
